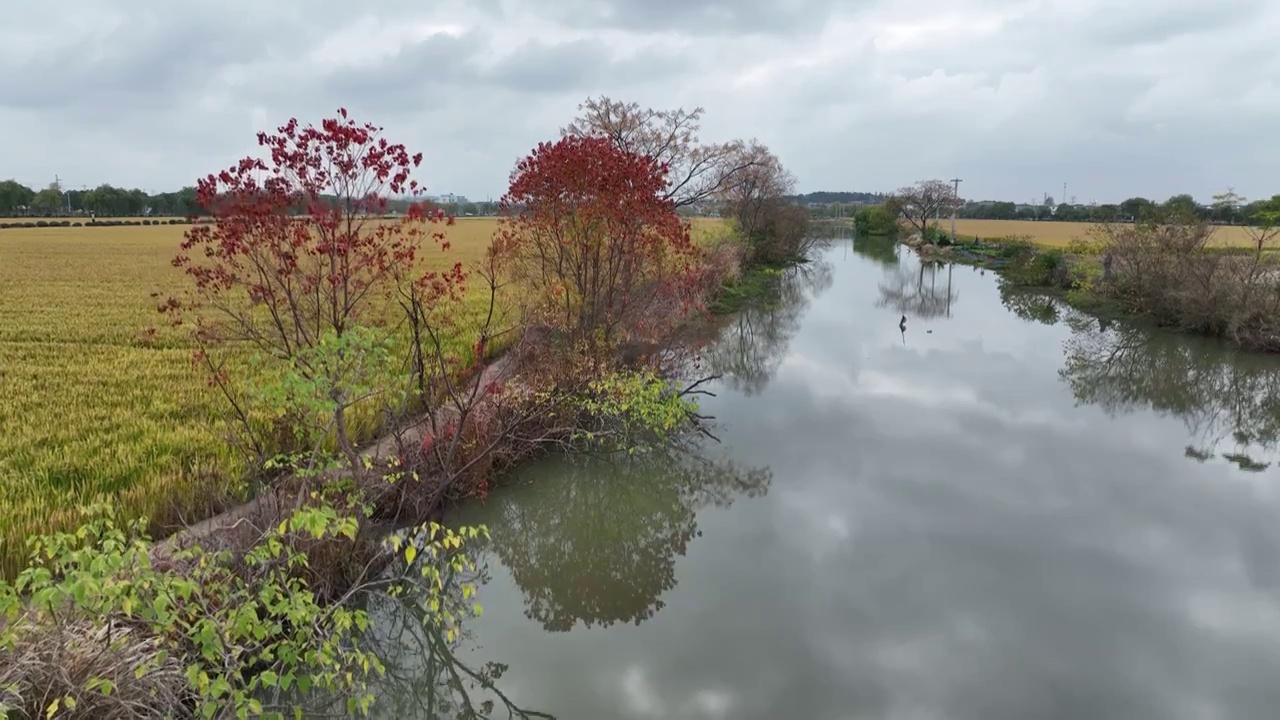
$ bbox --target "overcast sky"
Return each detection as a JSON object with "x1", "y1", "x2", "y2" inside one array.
[{"x1": 3, "y1": 0, "x2": 1278, "y2": 204}]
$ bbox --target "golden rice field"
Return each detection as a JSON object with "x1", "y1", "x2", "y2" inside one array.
[
  {"x1": 0, "y1": 218, "x2": 502, "y2": 578},
  {"x1": 0, "y1": 215, "x2": 728, "y2": 577},
  {"x1": 950, "y1": 219, "x2": 1265, "y2": 249}
]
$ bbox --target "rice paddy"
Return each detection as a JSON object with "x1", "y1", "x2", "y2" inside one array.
[
  {"x1": 948, "y1": 219, "x2": 1266, "y2": 249},
  {"x1": 0, "y1": 215, "x2": 729, "y2": 577},
  {"x1": 0, "y1": 218, "x2": 501, "y2": 578}
]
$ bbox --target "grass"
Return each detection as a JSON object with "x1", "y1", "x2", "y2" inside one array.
[
  {"x1": 948, "y1": 219, "x2": 1265, "y2": 249},
  {"x1": 0, "y1": 218, "x2": 500, "y2": 579},
  {"x1": 710, "y1": 265, "x2": 783, "y2": 314}
]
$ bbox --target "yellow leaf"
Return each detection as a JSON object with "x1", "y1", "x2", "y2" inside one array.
[
  {"x1": 45, "y1": 698, "x2": 60, "y2": 719},
  {"x1": 404, "y1": 545, "x2": 417, "y2": 566}
]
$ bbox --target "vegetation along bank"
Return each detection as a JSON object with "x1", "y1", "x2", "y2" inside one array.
[
  {"x1": 0, "y1": 96, "x2": 815, "y2": 719},
  {"x1": 876, "y1": 180, "x2": 1280, "y2": 353}
]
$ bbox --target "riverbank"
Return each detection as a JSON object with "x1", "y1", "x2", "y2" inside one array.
[
  {"x1": 0, "y1": 224, "x2": 804, "y2": 720},
  {"x1": 912, "y1": 228, "x2": 1280, "y2": 352}
]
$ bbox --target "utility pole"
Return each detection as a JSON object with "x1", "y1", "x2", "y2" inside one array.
[
  {"x1": 54, "y1": 174, "x2": 71, "y2": 213},
  {"x1": 949, "y1": 177, "x2": 963, "y2": 243},
  {"x1": 1062, "y1": 182, "x2": 1067, "y2": 207}
]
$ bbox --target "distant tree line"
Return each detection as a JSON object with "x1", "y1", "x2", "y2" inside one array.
[
  {"x1": 0, "y1": 178, "x2": 504, "y2": 218},
  {"x1": 789, "y1": 190, "x2": 886, "y2": 205},
  {"x1": 957, "y1": 192, "x2": 1267, "y2": 225},
  {"x1": 790, "y1": 183, "x2": 1273, "y2": 227}
]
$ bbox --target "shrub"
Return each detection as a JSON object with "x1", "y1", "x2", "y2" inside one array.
[
  {"x1": 1089, "y1": 213, "x2": 1280, "y2": 350},
  {"x1": 854, "y1": 205, "x2": 898, "y2": 236},
  {"x1": 72, "y1": 222, "x2": 82, "y2": 227},
  {"x1": 35, "y1": 220, "x2": 48, "y2": 227},
  {"x1": 0, "y1": 502, "x2": 489, "y2": 720},
  {"x1": 1002, "y1": 247, "x2": 1069, "y2": 288}
]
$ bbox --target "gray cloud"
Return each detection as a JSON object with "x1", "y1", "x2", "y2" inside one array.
[
  {"x1": 2, "y1": 0, "x2": 1278, "y2": 202},
  {"x1": 528, "y1": 0, "x2": 840, "y2": 36}
]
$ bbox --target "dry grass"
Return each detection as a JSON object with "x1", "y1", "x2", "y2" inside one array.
[
  {"x1": 0, "y1": 218, "x2": 500, "y2": 579},
  {"x1": 0, "y1": 616, "x2": 188, "y2": 719},
  {"x1": 950, "y1": 219, "x2": 1264, "y2": 249}
]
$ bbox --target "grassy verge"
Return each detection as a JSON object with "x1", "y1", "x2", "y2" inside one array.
[{"x1": 710, "y1": 264, "x2": 786, "y2": 315}]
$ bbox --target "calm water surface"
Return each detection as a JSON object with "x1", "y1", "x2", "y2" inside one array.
[{"x1": 372, "y1": 236, "x2": 1280, "y2": 719}]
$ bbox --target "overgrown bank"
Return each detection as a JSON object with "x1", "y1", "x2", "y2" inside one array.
[
  {"x1": 903, "y1": 203, "x2": 1280, "y2": 352},
  {"x1": 0, "y1": 99, "x2": 808, "y2": 720}
]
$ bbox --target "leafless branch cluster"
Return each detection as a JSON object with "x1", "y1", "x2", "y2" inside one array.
[
  {"x1": 889, "y1": 179, "x2": 962, "y2": 242},
  {"x1": 562, "y1": 96, "x2": 756, "y2": 209}
]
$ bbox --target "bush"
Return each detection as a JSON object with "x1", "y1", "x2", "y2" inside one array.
[
  {"x1": 854, "y1": 205, "x2": 898, "y2": 236},
  {"x1": 1089, "y1": 216, "x2": 1280, "y2": 350},
  {"x1": 923, "y1": 225, "x2": 952, "y2": 246},
  {"x1": 142, "y1": 219, "x2": 151, "y2": 226},
  {"x1": 35, "y1": 220, "x2": 48, "y2": 228},
  {"x1": 72, "y1": 222, "x2": 82, "y2": 227},
  {"x1": 1002, "y1": 247, "x2": 1069, "y2": 288},
  {"x1": 0, "y1": 502, "x2": 490, "y2": 720}
]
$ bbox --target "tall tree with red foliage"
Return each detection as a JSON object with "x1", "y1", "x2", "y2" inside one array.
[
  {"x1": 495, "y1": 135, "x2": 700, "y2": 355},
  {"x1": 167, "y1": 109, "x2": 454, "y2": 464}
]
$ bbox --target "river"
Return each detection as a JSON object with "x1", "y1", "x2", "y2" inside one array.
[{"x1": 357, "y1": 235, "x2": 1280, "y2": 719}]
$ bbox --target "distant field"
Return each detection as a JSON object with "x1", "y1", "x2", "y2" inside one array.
[{"x1": 948, "y1": 219, "x2": 1263, "y2": 249}]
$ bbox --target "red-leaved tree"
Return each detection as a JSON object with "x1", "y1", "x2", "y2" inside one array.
[
  {"x1": 495, "y1": 135, "x2": 700, "y2": 356},
  {"x1": 168, "y1": 109, "x2": 453, "y2": 465}
]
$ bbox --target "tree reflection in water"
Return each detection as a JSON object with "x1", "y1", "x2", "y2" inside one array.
[
  {"x1": 462, "y1": 451, "x2": 772, "y2": 633},
  {"x1": 998, "y1": 282, "x2": 1061, "y2": 326},
  {"x1": 299, "y1": 561, "x2": 555, "y2": 720},
  {"x1": 1001, "y1": 292, "x2": 1280, "y2": 472},
  {"x1": 848, "y1": 233, "x2": 900, "y2": 268},
  {"x1": 875, "y1": 258, "x2": 958, "y2": 320},
  {"x1": 701, "y1": 258, "x2": 834, "y2": 396}
]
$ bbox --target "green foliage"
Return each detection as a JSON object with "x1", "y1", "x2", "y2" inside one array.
[
  {"x1": 710, "y1": 265, "x2": 783, "y2": 315},
  {"x1": 853, "y1": 205, "x2": 898, "y2": 237},
  {"x1": 1249, "y1": 195, "x2": 1280, "y2": 228},
  {"x1": 1002, "y1": 247, "x2": 1069, "y2": 288},
  {"x1": 922, "y1": 224, "x2": 953, "y2": 246},
  {"x1": 246, "y1": 326, "x2": 402, "y2": 453},
  {"x1": 574, "y1": 369, "x2": 699, "y2": 452},
  {"x1": 0, "y1": 502, "x2": 488, "y2": 720}
]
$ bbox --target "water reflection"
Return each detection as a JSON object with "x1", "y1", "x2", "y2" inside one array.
[
  {"x1": 405, "y1": 240, "x2": 1280, "y2": 720},
  {"x1": 1055, "y1": 308, "x2": 1280, "y2": 471},
  {"x1": 702, "y1": 260, "x2": 834, "y2": 396},
  {"x1": 358, "y1": 590, "x2": 555, "y2": 720},
  {"x1": 876, "y1": 259, "x2": 958, "y2": 320},
  {"x1": 455, "y1": 452, "x2": 772, "y2": 632},
  {"x1": 848, "y1": 233, "x2": 900, "y2": 268},
  {"x1": 292, "y1": 559, "x2": 555, "y2": 719},
  {"x1": 998, "y1": 283, "x2": 1061, "y2": 326}
]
